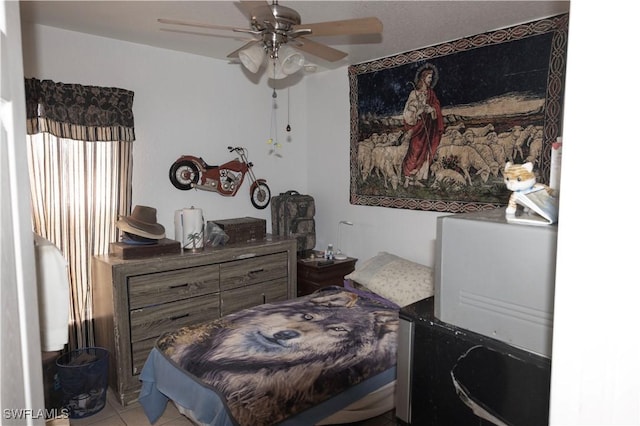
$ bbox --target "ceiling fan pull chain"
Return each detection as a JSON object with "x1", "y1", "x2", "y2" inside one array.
[
  {"x1": 286, "y1": 88, "x2": 291, "y2": 132},
  {"x1": 270, "y1": 95, "x2": 277, "y2": 140},
  {"x1": 267, "y1": 88, "x2": 282, "y2": 154}
]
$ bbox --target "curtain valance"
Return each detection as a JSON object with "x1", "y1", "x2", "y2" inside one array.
[{"x1": 25, "y1": 78, "x2": 135, "y2": 142}]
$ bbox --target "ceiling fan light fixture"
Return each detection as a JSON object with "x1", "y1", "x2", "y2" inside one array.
[
  {"x1": 278, "y1": 45, "x2": 305, "y2": 75},
  {"x1": 266, "y1": 45, "x2": 305, "y2": 79},
  {"x1": 239, "y1": 44, "x2": 266, "y2": 73},
  {"x1": 266, "y1": 58, "x2": 287, "y2": 80},
  {"x1": 160, "y1": 4, "x2": 384, "y2": 77}
]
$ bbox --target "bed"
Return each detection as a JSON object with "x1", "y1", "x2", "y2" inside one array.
[{"x1": 139, "y1": 252, "x2": 433, "y2": 425}]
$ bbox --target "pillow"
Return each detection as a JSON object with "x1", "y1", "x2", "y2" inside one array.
[
  {"x1": 343, "y1": 279, "x2": 401, "y2": 310},
  {"x1": 345, "y1": 252, "x2": 434, "y2": 307}
]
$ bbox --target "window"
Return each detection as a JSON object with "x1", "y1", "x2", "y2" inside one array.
[{"x1": 25, "y1": 79, "x2": 134, "y2": 349}]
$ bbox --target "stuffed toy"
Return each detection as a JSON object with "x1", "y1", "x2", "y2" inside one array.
[{"x1": 503, "y1": 162, "x2": 555, "y2": 215}]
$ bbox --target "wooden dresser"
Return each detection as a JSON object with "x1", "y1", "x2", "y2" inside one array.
[{"x1": 92, "y1": 236, "x2": 297, "y2": 406}]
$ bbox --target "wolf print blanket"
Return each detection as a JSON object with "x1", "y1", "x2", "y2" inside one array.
[{"x1": 155, "y1": 286, "x2": 398, "y2": 426}]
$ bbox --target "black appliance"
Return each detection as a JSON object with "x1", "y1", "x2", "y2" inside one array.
[{"x1": 395, "y1": 297, "x2": 551, "y2": 425}]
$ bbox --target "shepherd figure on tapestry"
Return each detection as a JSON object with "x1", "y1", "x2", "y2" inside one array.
[{"x1": 401, "y1": 63, "x2": 444, "y2": 188}]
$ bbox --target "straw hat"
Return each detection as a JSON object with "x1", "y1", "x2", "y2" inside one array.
[{"x1": 116, "y1": 205, "x2": 165, "y2": 239}]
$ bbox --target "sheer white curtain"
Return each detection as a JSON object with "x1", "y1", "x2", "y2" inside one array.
[
  {"x1": 25, "y1": 78, "x2": 134, "y2": 350},
  {"x1": 27, "y1": 134, "x2": 132, "y2": 349}
]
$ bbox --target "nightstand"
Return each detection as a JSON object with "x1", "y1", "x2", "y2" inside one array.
[{"x1": 296, "y1": 254, "x2": 357, "y2": 297}]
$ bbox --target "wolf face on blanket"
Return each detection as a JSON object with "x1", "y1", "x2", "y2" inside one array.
[{"x1": 156, "y1": 286, "x2": 398, "y2": 426}]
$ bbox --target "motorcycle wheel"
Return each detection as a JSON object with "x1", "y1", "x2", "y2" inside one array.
[
  {"x1": 251, "y1": 182, "x2": 271, "y2": 209},
  {"x1": 169, "y1": 160, "x2": 199, "y2": 190}
]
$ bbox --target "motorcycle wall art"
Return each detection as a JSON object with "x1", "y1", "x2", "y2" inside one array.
[{"x1": 169, "y1": 146, "x2": 271, "y2": 209}]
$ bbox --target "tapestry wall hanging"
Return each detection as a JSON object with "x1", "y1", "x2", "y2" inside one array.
[{"x1": 349, "y1": 13, "x2": 569, "y2": 213}]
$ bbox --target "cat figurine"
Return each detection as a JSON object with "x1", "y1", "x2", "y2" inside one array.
[{"x1": 503, "y1": 162, "x2": 555, "y2": 215}]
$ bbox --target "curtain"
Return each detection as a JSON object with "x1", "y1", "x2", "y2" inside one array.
[
  {"x1": 25, "y1": 78, "x2": 135, "y2": 350},
  {"x1": 25, "y1": 78, "x2": 135, "y2": 142}
]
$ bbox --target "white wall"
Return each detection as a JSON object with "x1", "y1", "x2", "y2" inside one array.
[
  {"x1": 548, "y1": 1, "x2": 640, "y2": 424},
  {"x1": 21, "y1": 23, "x2": 309, "y2": 235},
  {"x1": 21, "y1": 22, "x2": 443, "y2": 267},
  {"x1": 1, "y1": 0, "x2": 46, "y2": 420}
]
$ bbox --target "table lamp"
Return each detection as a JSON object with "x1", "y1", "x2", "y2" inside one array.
[{"x1": 335, "y1": 220, "x2": 353, "y2": 260}]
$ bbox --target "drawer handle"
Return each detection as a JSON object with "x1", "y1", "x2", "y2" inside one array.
[
  {"x1": 247, "y1": 268, "x2": 264, "y2": 278},
  {"x1": 169, "y1": 283, "x2": 189, "y2": 289},
  {"x1": 170, "y1": 313, "x2": 190, "y2": 321}
]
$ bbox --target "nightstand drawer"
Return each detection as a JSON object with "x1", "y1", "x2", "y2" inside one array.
[
  {"x1": 220, "y1": 252, "x2": 288, "y2": 291},
  {"x1": 128, "y1": 264, "x2": 220, "y2": 309},
  {"x1": 298, "y1": 262, "x2": 356, "y2": 282}
]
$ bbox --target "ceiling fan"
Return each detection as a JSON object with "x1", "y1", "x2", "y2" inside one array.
[{"x1": 158, "y1": 0, "x2": 383, "y2": 79}]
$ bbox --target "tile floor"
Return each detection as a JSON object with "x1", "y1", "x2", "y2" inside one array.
[
  {"x1": 66, "y1": 390, "x2": 399, "y2": 426},
  {"x1": 67, "y1": 391, "x2": 189, "y2": 426}
]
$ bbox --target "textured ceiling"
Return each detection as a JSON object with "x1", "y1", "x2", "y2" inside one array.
[{"x1": 19, "y1": 1, "x2": 570, "y2": 73}]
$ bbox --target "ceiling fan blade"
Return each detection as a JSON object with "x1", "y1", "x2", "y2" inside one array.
[
  {"x1": 294, "y1": 38, "x2": 347, "y2": 62},
  {"x1": 158, "y1": 18, "x2": 242, "y2": 32},
  {"x1": 294, "y1": 17, "x2": 383, "y2": 37},
  {"x1": 227, "y1": 40, "x2": 261, "y2": 59},
  {"x1": 160, "y1": 28, "x2": 256, "y2": 42},
  {"x1": 237, "y1": 1, "x2": 270, "y2": 19}
]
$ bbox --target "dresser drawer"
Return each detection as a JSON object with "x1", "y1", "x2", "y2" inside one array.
[
  {"x1": 128, "y1": 264, "x2": 220, "y2": 309},
  {"x1": 131, "y1": 338, "x2": 155, "y2": 376},
  {"x1": 129, "y1": 293, "x2": 220, "y2": 343},
  {"x1": 220, "y1": 252, "x2": 287, "y2": 291},
  {"x1": 220, "y1": 285, "x2": 265, "y2": 316},
  {"x1": 129, "y1": 294, "x2": 220, "y2": 375},
  {"x1": 220, "y1": 278, "x2": 288, "y2": 316},
  {"x1": 264, "y1": 278, "x2": 288, "y2": 303}
]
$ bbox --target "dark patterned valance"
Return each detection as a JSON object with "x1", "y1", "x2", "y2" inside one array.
[{"x1": 25, "y1": 78, "x2": 135, "y2": 142}]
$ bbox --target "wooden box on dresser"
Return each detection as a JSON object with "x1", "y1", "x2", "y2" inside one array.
[{"x1": 92, "y1": 236, "x2": 297, "y2": 407}]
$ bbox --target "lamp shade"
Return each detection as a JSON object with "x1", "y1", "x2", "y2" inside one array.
[
  {"x1": 267, "y1": 45, "x2": 305, "y2": 79},
  {"x1": 239, "y1": 44, "x2": 266, "y2": 74},
  {"x1": 279, "y1": 45, "x2": 305, "y2": 75},
  {"x1": 266, "y1": 58, "x2": 287, "y2": 80}
]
